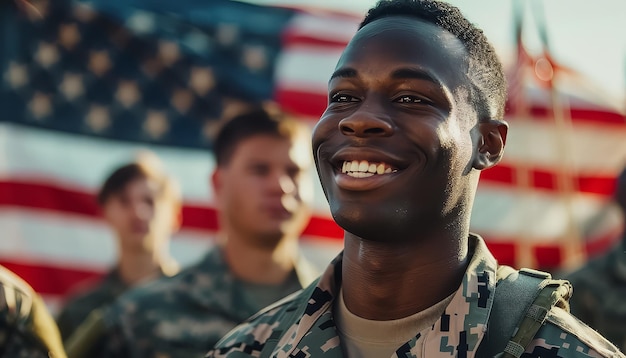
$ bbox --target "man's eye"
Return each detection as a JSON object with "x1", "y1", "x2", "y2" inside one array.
[
  {"x1": 331, "y1": 93, "x2": 359, "y2": 103},
  {"x1": 396, "y1": 95, "x2": 423, "y2": 104},
  {"x1": 250, "y1": 166, "x2": 269, "y2": 176}
]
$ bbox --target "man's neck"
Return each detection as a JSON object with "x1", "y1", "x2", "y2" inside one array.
[
  {"x1": 341, "y1": 232, "x2": 469, "y2": 320},
  {"x1": 223, "y1": 234, "x2": 298, "y2": 285},
  {"x1": 117, "y1": 249, "x2": 165, "y2": 287}
]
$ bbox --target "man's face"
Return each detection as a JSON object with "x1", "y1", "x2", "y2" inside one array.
[
  {"x1": 312, "y1": 17, "x2": 481, "y2": 242},
  {"x1": 102, "y1": 177, "x2": 178, "y2": 253},
  {"x1": 214, "y1": 135, "x2": 311, "y2": 248}
]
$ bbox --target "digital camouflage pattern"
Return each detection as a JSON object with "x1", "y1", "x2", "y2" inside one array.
[
  {"x1": 207, "y1": 235, "x2": 625, "y2": 358},
  {"x1": 566, "y1": 239, "x2": 626, "y2": 352},
  {"x1": 0, "y1": 265, "x2": 67, "y2": 358},
  {"x1": 100, "y1": 246, "x2": 319, "y2": 358}
]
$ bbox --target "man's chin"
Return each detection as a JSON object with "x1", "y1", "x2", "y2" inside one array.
[{"x1": 121, "y1": 235, "x2": 155, "y2": 252}]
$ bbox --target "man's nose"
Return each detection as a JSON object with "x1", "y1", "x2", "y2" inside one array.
[
  {"x1": 338, "y1": 108, "x2": 394, "y2": 138},
  {"x1": 132, "y1": 203, "x2": 151, "y2": 220}
]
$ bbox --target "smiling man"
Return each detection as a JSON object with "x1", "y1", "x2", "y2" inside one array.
[{"x1": 206, "y1": 1, "x2": 625, "y2": 357}]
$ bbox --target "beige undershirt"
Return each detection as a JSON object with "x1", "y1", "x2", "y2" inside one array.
[{"x1": 335, "y1": 289, "x2": 455, "y2": 358}]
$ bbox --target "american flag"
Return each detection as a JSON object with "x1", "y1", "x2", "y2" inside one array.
[{"x1": 1, "y1": 0, "x2": 625, "y2": 311}]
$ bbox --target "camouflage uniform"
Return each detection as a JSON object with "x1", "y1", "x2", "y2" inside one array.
[
  {"x1": 207, "y1": 235, "x2": 625, "y2": 358},
  {"x1": 57, "y1": 263, "x2": 178, "y2": 357},
  {"x1": 566, "y1": 238, "x2": 626, "y2": 351},
  {"x1": 56, "y1": 269, "x2": 129, "y2": 342},
  {"x1": 100, "y1": 246, "x2": 319, "y2": 358},
  {"x1": 0, "y1": 265, "x2": 67, "y2": 358}
]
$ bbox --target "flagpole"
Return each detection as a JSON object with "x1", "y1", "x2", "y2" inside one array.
[
  {"x1": 509, "y1": 0, "x2": 536, "y2": 269},
  {"x1": 532, "y1": 0, "x2": 585, "y2": 270}
]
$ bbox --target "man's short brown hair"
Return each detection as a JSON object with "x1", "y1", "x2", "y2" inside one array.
[
  {"x1": 97, "y1": 156, "x2": 181, "y2": 207},
  {"x1": 213, "y1": 104, "x2": 309, "y2": 167}
]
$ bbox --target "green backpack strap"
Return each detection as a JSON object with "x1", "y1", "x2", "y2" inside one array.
[{"x1": 477, "y1": 266, "x2": 572, "y2": 358}]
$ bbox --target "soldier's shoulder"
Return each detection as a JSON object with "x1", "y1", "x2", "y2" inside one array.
[
  {"x1": 525, "y1": 306, "x2": 625, "y2": 357},
  {"x1": 566, "y1": 249, "x2": 613, "y2": 284},
  {"x1": 208, "y1": 289, "x2": 304, "y2": 357},
  {"x1": 109, "y1": 262, "x2": 211, "y2": 316}
]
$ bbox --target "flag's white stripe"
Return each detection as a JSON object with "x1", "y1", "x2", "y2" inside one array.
[
  {"x1": 0, "y1": 208, "x2": 212, "y2": 270},
  {"x1": 472, "y1": 184, "x2": 623, "y2": 240},
  {"x1": 502, "y1": 119, "x2": 626, "y2": 172},
  {"x1": 0, "y1": 207, "x2": 341, "y2": 273},
  {"x1": 0, "y1": 123, "x2": 331, "y2": 212},
  {"x1": 276, "y1": 45, "x2": 342, "y2": 93},
  {"x1": 0, "y1": 123, "x2": 214, "y2": 203},
  {"x1": 285, "y1": 13, "x2": 358, "y2": 46}
]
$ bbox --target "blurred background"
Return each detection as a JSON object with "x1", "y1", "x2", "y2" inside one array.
[{"x1": 0, "y1": 0, "x2": 625, "y2": 312}]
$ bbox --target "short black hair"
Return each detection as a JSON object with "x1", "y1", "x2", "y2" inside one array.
[
  {"x1": 360, "y1": 0, "x2": 506, "y2": 119},
  {"x1": 213, "y1": 106, "x2": 305, "y2": 166}
]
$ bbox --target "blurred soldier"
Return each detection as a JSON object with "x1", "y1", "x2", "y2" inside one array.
[
  {"x1": 92, "y1": 106, "x2": 317, "y2": 358},
  {"x1": 567, "y1": 166, "x2": 626, "y2": 351},
  {"x1": 56, "y1": 155, "x2": 181, "y2": 348},
  {"x1": 1, "y1": 264, "x2": 66, "y2": 358},
  {"x1": 207, "y1": 1, "x2": 624, "y2": 357}
]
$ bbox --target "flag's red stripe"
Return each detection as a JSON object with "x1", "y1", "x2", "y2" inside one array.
[
  {"x1": 479, "y1": 165, "x2": 617, "y2": 196},
  {"x1": 277, "y1": 88, "x2": 626, "y2": 126},
  {"x1": 525, "y1": 106, "x2": 626, "y2": 125},
  {"x1": 0, "y1": 169, "x2": 616, "y2": 240},
  {"x1": 276, "y1": 88, "x2": 327, "y2": 118},
  {"x1": 0, "y1": 259, "x2": 102, "y2": 297},
  {"x1": 282, "y1": 32, "x2": 350, "y2": 49},
  {"x1": 0, "y1": 180, "x2": 344, "y2": 239},
  {"x1": 482, "y1": 231, "x2": 619, "y2": 269}
]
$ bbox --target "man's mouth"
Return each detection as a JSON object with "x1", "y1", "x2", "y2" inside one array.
[{"x1": 341, "y1": 160, "x2": 398, "y2": 178}]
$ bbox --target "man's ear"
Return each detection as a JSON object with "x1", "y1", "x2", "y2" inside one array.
[
  {"x1": 473, "y1": 119, "x2": 508, "y2": 170},
  {"x1": 171, "y1": 207, "x2": 183, "y2": 233},
  {"x1": 211, "y1": 169, "x2": 221, "y2": 195}
]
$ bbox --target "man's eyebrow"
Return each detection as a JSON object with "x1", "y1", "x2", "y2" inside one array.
[
  {"x1": 391, "y1": 68, "x2": 441, "y2": 86},
  {"x1": 329, "y1": 68, "x2": 357, "y2": 81}
]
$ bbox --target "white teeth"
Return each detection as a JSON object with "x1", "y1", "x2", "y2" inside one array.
[
  {"x1": 349, "y1": 172, "x2": 374, "y2": 178},
  {"x1": 341, "y1": 160, "x2": 398, "y2": 177}
]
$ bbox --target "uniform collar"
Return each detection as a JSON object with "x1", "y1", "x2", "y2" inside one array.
[
  {"x1": 188, "y1": 246, "x2": 319, "y2": 321},
  {"x1": 276, "y1": 234, "x2": 499, "y2": 357}
]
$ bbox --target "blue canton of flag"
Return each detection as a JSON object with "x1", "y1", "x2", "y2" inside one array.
[{"x1": 0, "y1": 0, "x2": 295, "y2": 148}]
